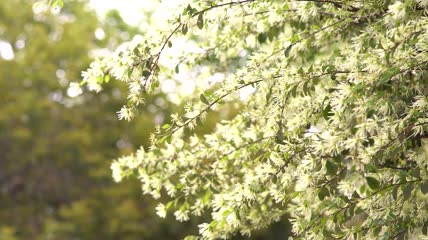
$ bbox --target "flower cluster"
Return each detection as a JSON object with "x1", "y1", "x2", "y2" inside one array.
[{"x1": 84, "y1": 0, "x2": 428, "y2": 239}]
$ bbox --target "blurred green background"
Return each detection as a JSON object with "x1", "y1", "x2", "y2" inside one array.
[{"x1": 0, "y1": 1, "x2": 290, "y2": 239}]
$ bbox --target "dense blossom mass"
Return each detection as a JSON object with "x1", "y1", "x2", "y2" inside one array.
[{"x1": 69, "y1": 0, "x2": 428, "y2": 239}]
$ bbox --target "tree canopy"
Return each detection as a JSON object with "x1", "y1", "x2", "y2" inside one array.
[{"x1": 56, "y1": 0, "x2": 428, "y2": 239}]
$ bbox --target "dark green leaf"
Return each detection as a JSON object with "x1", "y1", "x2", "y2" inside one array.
[
  {"x1": 366, "y1": 176, "x2": 380, "y2": 190},
  {"x1": 182, "y1": 24, "x2": 188, "y2": 35},
  {"x1": 200, "y1": 94, "x2": 209, "y2": 105},
  {"x1": 423, "y1": 222, "x2": 428, "y2": 235},
  {"x1": 392, "y1": 185, "x2": 399, "y2": 200},
  {"x1": 326, "y1": 160, "x2": 337, "y2": 176},
  {"x1": 185, "y1": 4, "x2": 192, "y2": 15},
  {"x1": 267, "y1": 31, "x2": 274, "y2": 42},
  {"x1": 403, "y1": 183, "x2": 412, "y2": 199},
  {"x1": 373, "y1": 227, "x2": 381, "y2": 235},
  {"x1": 284, "y1": 45, "x2": 293, "y2": 57},
  {"x1": 197, "y1": 13, "x2": 204, "y2": 29},
  {"x1": 302, "y1": 81, "x2": 309, "y2": 95},
  {"x1": 275, "y1": 129, "x2": 284, "y2": 144},
  {"x1": 289, "y1": 85, "x2": 297, "y2": 98},
  {"x1": 367, "y1": 109, "x2": 375, "y2": 119},
  {"x1": 322, "y1": 105, "x2": 332, "y2": 120},
  {"x1": 347, "y1": 205, "x2": 354, "y2": 218},
  {"x1": 420, "y1": 181, "x2": 428, "y2": 194},
  {"x1": 142, "y1": 70, "x2": 151, "y2": 78},
  {"x1": 183, "y1": 126, "x2": 191, "y2": 135},
  {"x1": 318, "y1": 187, "x2": 329, "y2": 201},
  {"x1": 312, "y1": 77, "x2": 320, "y2": 85},
  {"x1": 257, "y1": 33, "x2": 267, "y2": 44},
  {"x1": 196, "y1": 117, "x2": 203, "y2": 126},
  {"x1": 379, "y1": 67, "x2": 401, "y2": 85}
]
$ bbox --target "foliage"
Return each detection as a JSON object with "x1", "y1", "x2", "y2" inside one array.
[
  {"x1": 81, "y1": 0, "x2": 428, "y2": 239},
  {"x1": 0, "y1": 0, "x2": 205, "y2": 239}
]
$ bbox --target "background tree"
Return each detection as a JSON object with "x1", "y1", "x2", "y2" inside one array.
[
  {"x1": 0, "y1": 0, "x2": 200, "y2": 239},
  {"x1": 79, "y1": 0, "x2": 428, "y2": 239}
]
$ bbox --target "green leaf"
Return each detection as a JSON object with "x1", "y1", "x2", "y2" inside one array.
[
  {"x1": 347, "y1": 205, "x2": 354, "y2": 218},
  {"x1": 420, "y1": 181, "x2": 428, "y2": 194},
  {"x1": 392, "y1": 185, "x2": 399, "y2": 200},
  {"x1": 51, "y1": 0, "x2": 63, "y2": 8},
  {"x1": 184, "y1": 236, "x2": 199, "y2": 240},
  {"x1": 257, "y1": 33, "x2": 267, "y2": 44},
  {"x1": 182, "y1": 24, "x2": 188, "y2": 35},
  {"x1": 289, "y1": 84, "x2": 297, "y2": 98},
  {"x1": 378, "y1": 67, "x2": 401, "y2": 85},
  {"x1": 302, "y1": 81, "x2": 309, "y2": 95},
  {"x1": 159, "y1": 135, "x2": 168, "y2": 143},
  {"x1": 142, "y1": 70, "x2": 151, "y2": 78},
  {"x1": 168, "y1": 41, "x2": 172, "y2": 48},
  {"x1": 284, "y1": 45, "x2": 293, "y2": 57},
  {"x1": 290, "y1": 33, "x2": 299, "y2": 44},
  {"x1": 175, "y1": 64, "x2": 180, "y2": 74},
  {"x1": 318, "y1": 187, "x2": 329, "y2": 200},
  {"x1": 322, "y1": 105, "x2": 332, "y2": 120},
  {"x1": 403, "y1": 183, "x2": 412, "y2": 199},
  {"x1": 104, "y1": 74, "x2": 111, "y2": 83},
  {"x1": 185, "y1": 4, "x2": 193, "y2": 15},
  {"x1": 326, "y1": 160, "x2": 337, "y2": 176},
  {"x1": 127, "y1": 68, "x2": 134, "y2": 78},
  {"x1": 165, "y1": 135, "x2": 172, "y2": 144},
  {"x1": 183, "y1": 126, "x2": 191, "y2": 135},
  {"x1": 196, "y1": 117, "x2": 203, "y2": 126},
  {"x1": 197, "y1": 13, "x2": 204, "y2": 29},
  {"x1": 366, "y1": 176, "x2": 380, "y2": 190},
  {"x1": 423, "y1": 222, "x2": 428, "y2": 235},
  {"x1": 166, "y1": 201, "x2": 174, "y2": 209},
  {"x1": 200, "y1": 94, "x2": 209, "y2": 105},
  {"x1": 367, "y1": 109, "x2": 375, "y2": 119},
  {"x1": 275, "y1": 129, "x2": 284, "y2": 144},
  {"x1": 365, "y1": 164, "x2": 378, "y2": 173}
]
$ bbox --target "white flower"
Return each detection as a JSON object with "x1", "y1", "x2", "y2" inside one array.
[
  {"x1": 111, "y1": 161, "x2": 123, "y2": 182},
  {"x1": 416, "y1": 0, "x2": 428, "y2": 6},
  {"x1": 67, "y1": 82, "x2": 82, "y2": 97},
  {"x1": 117, "y1": 106, "x2": 134, "y2": 121},
  {"x1": 174, "y1": 209, "x2": 190, "y2": 222},
  {"x1": 388, "y1": 2, "x2": 406, "y2": 20},
  {"x1": 155, "y1": 203, "x2": 167, "y2": 218}
]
